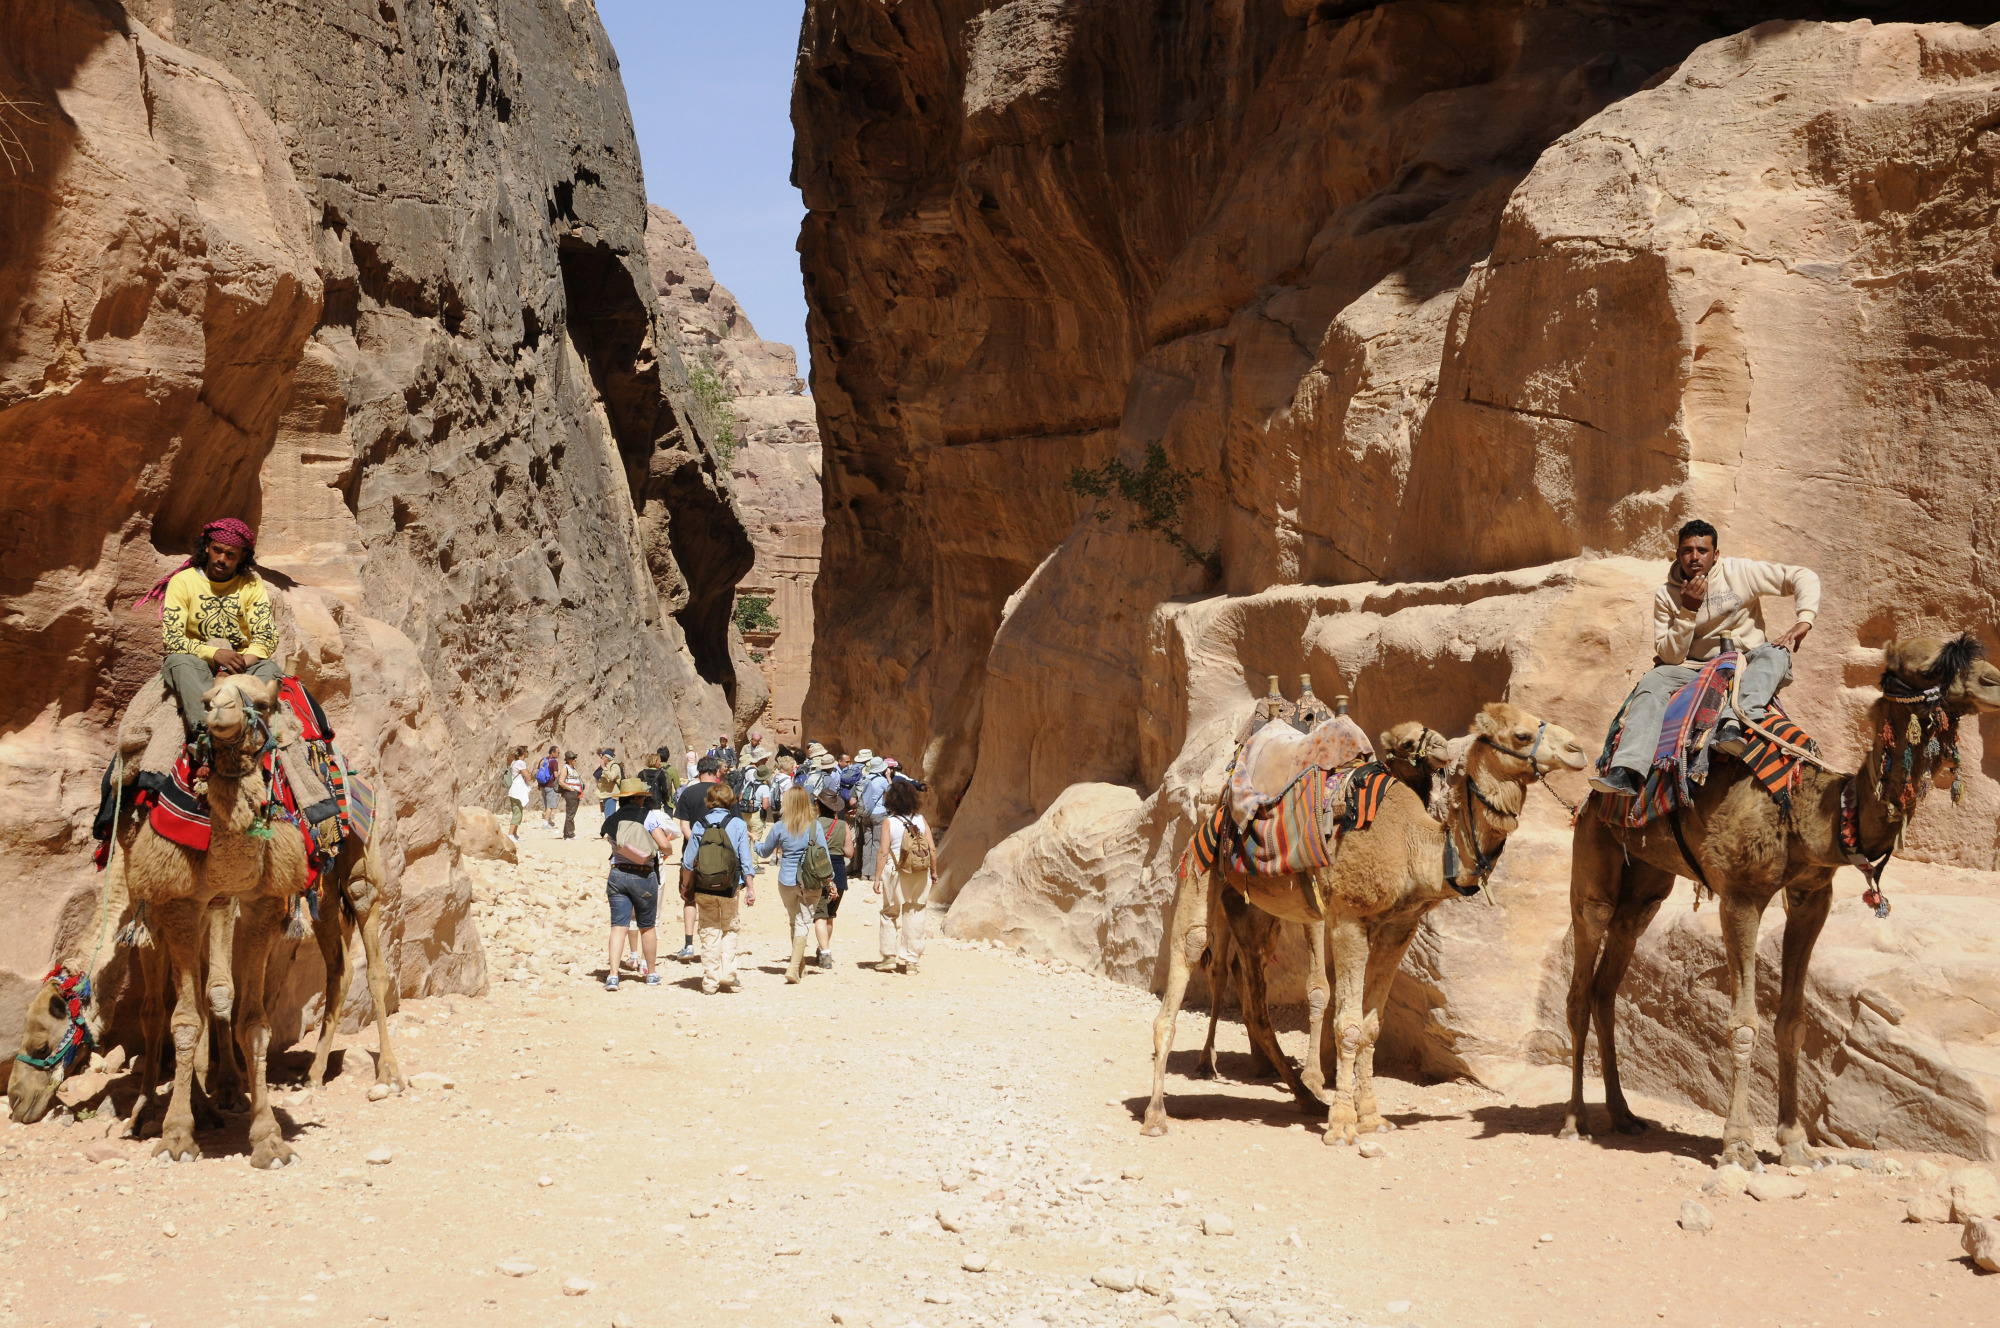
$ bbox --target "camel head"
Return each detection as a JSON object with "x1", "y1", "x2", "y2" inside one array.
[
  {"x1": 1469, "y1": 702, "x2": 1587, "y2": 781},
  {"x1": 202, "y1": 672, "x2": 280, "y2": 774},
  {"x1": 7, "y1": 968, "x2": 90, "y2": 1123},
  {"x1": 1378, "y1": 722, "x2": 1451, "y2": 780},
  {"x1": 1884, "y1": 634, "x2": 2000, "y2": 715}
]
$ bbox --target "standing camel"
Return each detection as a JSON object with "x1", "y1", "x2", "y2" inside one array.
[
  {"x1": 1146, "y1": 703, "x2": 1585, "y2": 1141},
  {"x1": 302, "y1": 833, "x2": 404, "y2": 1091},
  {"x1": 1562, "y1": 635, "x2": 2000, "y2": 1169},
  {"x1": 1191, "y1": 721, "x2": 1452, "y2": 1083}
]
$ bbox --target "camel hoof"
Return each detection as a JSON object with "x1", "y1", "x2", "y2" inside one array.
[
  {"x1": 253, "y1": 1144, "x2": 295, "y2": 1170},
  {"x1": 1719, "y1": 1140, "x2": 1761, "y2": 1172},
  {"x1": 1556, "y1": 1123, "x2": 1583, "y2": 1141},
  {"x1": 1778, "y1": 1142, "x2": 1823, "y2": 1170},
  {"x1": 1614, "y1": 1116, "x2": 1653, "y2": 1137},
  {"x1": 1191, "y1": 1062, "x2": 1217, "y2": 1081},
  {"x1": 1140, "y1": 1120, "x2": 1168, "y2": 1138}
]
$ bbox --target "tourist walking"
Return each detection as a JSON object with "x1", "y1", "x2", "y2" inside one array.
[
  {"x1": 593, "y1": 747, "x2": 624, "y2": 816},
  {"x1": 672, "y1": 756, "x2": 724, "y2": 959},
  {"x1": 680, "y1": 783, "x2": 756, "y2": 994},
  {"x1": 600, "y1": 778, "x2": 674, "y2": 992},
  {"x1": 856, "y1": 754, "x2": 891, "y2": 878},
  {"x1": 814, "y1": 786, "x2": 851, "y2": 970},
  {"x1": 505, "y1": 745, "x2": 530, "y2": 842},
  {"x1": 559, "y1": 749, "x2": 584, "y2": 839},
  {"x1": 639, "y1": 751, "x2": 672, "y2": 810},
  {"x1": 755, "y1": 787, "x2": 835, "y2": 983},
  {"x1": 535, "y1": 745, "x2": 561, "y2": 830},
  {"x1": 873, "y1": 778, "x2": 935, "y2": 973}
]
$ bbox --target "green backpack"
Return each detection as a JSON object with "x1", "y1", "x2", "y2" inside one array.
[{"x1": 691, "y1": 814, "x2": 741, "y2": 896}]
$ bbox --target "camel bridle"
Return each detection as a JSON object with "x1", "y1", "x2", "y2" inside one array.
[
  {"x1": 206, "y1": 686, "x2": 274, "y2": 779},
  {"x1": 14, "y1": 966, "x2": 92, "y2": 1080}
]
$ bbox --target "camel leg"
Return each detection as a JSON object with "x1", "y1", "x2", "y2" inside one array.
[
  {"x1": 355, "y1": 844, "x2": 403, "y2": 1089},
  {"x1": 1142, "y1": 867, "x2": 1208, "y2": 1136},
  {"x1": 306, "y1": 878, "x2": 348, "y2": 1089},
  {"x1": 1353, "y1": 914, "x2": 1422, "y2": 1134},
  {"x1": 1300, "y1": 914, "x2": 1329, "y2": 1108},
  {"x1": 202, "y1": 904, "x2": 245, "y2": 1115},
  {"x1": 1195, "y1": 888, "x2": 1229, "y2": 1081},
  {"x1": 153, "y1": 899, "x2": 207, "y2": 1162},
  {"x1": 1774, "y1": 885, "x2": 1831, "y2": 1169},
  {"x1": 125, "y1": 938, "x2": 168, "y2": 1138},
  {"x1": 1561, "y1": 813, "x2": 1623, "y2": 1139},
  {"x1": 1322, "y1": 914, "x2": 1368, "y2": 1146},
  {"x1": 1220, "y1": 891, "x2": 1317, "y2": 1111},
  {"x1": 1717, "y1": 890, "x2": 1770, "y2": 1171},
  {"x1": 234, "y1": 896, "x2": 293, "y2": 1169},
  {"x1": 1593, "y1": 882, "x2": 1671, "y2": 1136}
]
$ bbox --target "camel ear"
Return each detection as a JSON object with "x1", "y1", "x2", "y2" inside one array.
[
  {"x1": 1473, "y1": 705, "x2": 1504, "y2": 738},
  {"x1": 1378, "y1": 731, "x2": 1393, "y2": 754}
]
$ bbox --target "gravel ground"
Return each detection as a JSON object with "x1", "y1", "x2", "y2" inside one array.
[{"x1": 2, "y1": 820, "x2": 1993, "y2": 1328}]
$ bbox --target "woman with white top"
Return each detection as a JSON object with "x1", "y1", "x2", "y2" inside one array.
[
  {"x1": 873, "y1": 777, "x2": 935, "y2": 974},
  {"x1": 505, "y1": 745, "x2": 530, "y2": 842}
]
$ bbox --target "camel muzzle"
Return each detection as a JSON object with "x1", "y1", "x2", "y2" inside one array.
[{"x1": 6, "y1": 1068, "x2": 58, "y2": 1123}]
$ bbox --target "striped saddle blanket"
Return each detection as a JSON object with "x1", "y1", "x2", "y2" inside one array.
[
  {"x1": 1192, "y1": 763, "x2": 1397, "y2": 877},
  {"x1": 1596, "y1": 652, "x2": 1817, "y2": 827}
]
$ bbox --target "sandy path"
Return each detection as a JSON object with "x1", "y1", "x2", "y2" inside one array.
[{"x1": 3, "y1": 820, "x2": 1992, "y2": 1328}]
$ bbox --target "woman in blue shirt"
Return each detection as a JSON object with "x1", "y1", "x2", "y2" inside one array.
[{"x1": 757, "y1": 787, "x2": 832, "y2": 984}]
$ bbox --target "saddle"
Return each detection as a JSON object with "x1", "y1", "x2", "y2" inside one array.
[
  {"x1": 1595, "y1": 651, "x2": 1818, "y2": 828},
  {"x1": 1227, "y1": 712, "x2": 1374, "y2": 827}
]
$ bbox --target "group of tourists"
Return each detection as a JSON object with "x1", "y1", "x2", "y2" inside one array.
[{"x1": 498, "y1": 726, "x2": 937, "y2": 996}]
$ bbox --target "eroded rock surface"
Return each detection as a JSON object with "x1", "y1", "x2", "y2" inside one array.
[
  {"x1": 0, "y1": 1, "x2": 750, "y2": 1061},
  {"x1": 800, "y1": 6, "x2": 2000, "y2": 1155}
]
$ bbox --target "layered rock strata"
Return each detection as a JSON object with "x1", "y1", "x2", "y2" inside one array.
[
  {"x1": 799, "y1": 5, "x2": 2000, "y2": 1155},
  {"x1": 0, "y1": 0, "x2": 749, "y2": 1063}
]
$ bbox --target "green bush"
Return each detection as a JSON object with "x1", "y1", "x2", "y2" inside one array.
[
  {"x1": 734, "y1": 595, "x2": 779, "y2": 635},
  {"x1": 1065, "y1": 443, "x2": 1219, "y2": 575},
  {"x1": 688, "y1": 350, "x2": 738, "y2": 466}
]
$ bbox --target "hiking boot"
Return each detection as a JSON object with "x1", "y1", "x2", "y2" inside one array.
[{"x1": 1588, "y1": 767, "x2": 1644, "y2": 797}]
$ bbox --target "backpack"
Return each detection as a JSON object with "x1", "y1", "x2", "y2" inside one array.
[
  {"x1": 798, "y1": 821, "x2": 834, "y2": 888},
  {"x1": 612, "y1": 814, "x2": 658, "y2": 868},
  {"x1": 690, "y1": 813, "x2": 741, "y2": 896},
  {"x1": 536, "y1": 757, "x2": 556, "y2": 786},
  {"x1": 894, "y1": 816, "x2": 934, "y2": 876}
]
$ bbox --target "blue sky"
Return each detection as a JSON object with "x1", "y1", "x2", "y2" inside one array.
[{"x1": 597, "y1": 1, "x2": 810, "y2": 371}]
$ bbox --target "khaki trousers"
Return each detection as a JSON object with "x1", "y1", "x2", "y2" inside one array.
[
  {"x1": 695, "y1": 893, "x2": 741, "y2": 992},
  {"x1": 779, "y1": 883, "x2": 824, "y2": 942},
  {"x1": 877, "y1": 866, "x2": 930, "y2": 966}
]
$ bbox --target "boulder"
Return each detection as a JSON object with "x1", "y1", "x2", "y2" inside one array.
[
  {"x1": 456, "y1": 810, "x2": 519, "y2": 865},
  {"x1": 1964, "y1": 1217, "x2": 2000, "y2": 1273},
  {"x1": 1949, "y1": 1168, "x2": 2000, "y2": 1224}
]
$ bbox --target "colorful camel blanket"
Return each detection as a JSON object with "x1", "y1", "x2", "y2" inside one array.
[
  {"x1": 1193, "y1": 763, "x2": 1397, "y2": 877},
  {"x1": 1595, "y1": 652, "x2": 1817, "y2": 828},
  {"x1": 89, "y1": 676, "x2": 374, "y2": 883}
]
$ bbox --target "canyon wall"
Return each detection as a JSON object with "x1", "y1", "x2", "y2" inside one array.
[
  {"x1": 0, "y1": 0, "x2": 750, "y2": 1067},
  {"x1": 646, "y1": 204, "x2": 822, "y2": 744},
  {"x1": 798, "y1": 3, "x2": 2000, "y2": 1154}
]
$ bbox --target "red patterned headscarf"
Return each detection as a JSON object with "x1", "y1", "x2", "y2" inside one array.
[{"x1": 135, "y1": 518, "x2": 257, "y2": 613}]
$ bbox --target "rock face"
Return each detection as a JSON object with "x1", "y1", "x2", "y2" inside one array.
[
  {"x1": 799, "y1": 5, "x2": 2000, "y2": 1155},
  {"x1": 646, "y1": 205, "x2": 821, "y2": 743},
  {"x1": 0, "y1": 1, "x2": 750, "y2": 1065}
]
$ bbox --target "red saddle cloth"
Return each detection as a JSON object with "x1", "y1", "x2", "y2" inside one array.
[{"x1": 1192, "y1": 763, "x2": 1397, "y2": 877}]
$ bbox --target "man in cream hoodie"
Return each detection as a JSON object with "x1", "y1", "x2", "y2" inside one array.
[{"x1": 1589, "y1": 519, "x2": 1820, "y2": 796}]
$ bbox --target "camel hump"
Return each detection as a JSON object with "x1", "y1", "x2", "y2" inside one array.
[{"x1": 1230, "y1": 713, "x2": 1373, "y2": 823}]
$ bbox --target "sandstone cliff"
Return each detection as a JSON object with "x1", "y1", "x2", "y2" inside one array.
[
  {"x1": 645, "y1": 204, "x2": 822, "y2": 743},
  {"x1": 0, "y1": 0, "x2": 751, "y2": 1063},
  {"x1": 798, "y1": 4, "x2": 2000, "y2": 1155}
]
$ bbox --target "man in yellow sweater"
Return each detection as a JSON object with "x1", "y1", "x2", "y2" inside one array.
[
  {"x1": 142, "y1": 517, "x2": 284, "y2": 738},
  {"x1": 1589, "y1": 519, "x2": 1820, "y2": 796}
]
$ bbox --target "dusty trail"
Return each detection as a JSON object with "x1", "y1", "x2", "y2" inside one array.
[{"x1": 3, "y1": 822, "x2": 1990, "y2": 1328}]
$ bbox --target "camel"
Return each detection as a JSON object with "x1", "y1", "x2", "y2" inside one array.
[
  {"x1": 1191, "y1": 721, "x2": 1452, "y2": 1083},
  {"x1": 1562, "y1": 634, "x2": 2000, "y2": 1169},
  {"x1": 302, "y1": 833, "x2": 403, "y2": 1092},
  {"x1": 1145, "y1": 703, "x2": 1585, "y2": 1141}
]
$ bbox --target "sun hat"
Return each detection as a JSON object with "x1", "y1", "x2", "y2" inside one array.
[
  {"x1": 855, "y1": 748, "x2": 874, "y2": 763},
  {"x1": 806, "y1": 741, "x2": 828, "y2": 758},
  {"x1": 814, "y1": 753, "x2": 837, "y2": 772},
  {"x1": 864, "y1": 757, "x2": 886, "y2": 776},
  {"x1": 616, "y1": 778, "x2": 648, "y2": 799},
  {"x1": 600, "y1": 747, "x2": 615, "y2": 756},
  {"x1": 817, "y1": 787, "x2": 844, "y2": 813}
]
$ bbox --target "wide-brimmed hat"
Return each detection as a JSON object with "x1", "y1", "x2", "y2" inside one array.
[
  {"x1": 817, "y1": 787, "x2": 844, "y2": 812},
  {"x1": 616, "y1": 778, "x2": 648, "y2": 799},
  {"x1": 805, "y1": 741, "x2": 828, "y2": 758},
  {"x1": 855, "y1": 748, "x2": 874, "y2": 763},
  {"x1": 864, "y1": 757, "x2": 886, "y2": 776},
  {"x1": 813, "y1": 752, "x2": 837, "y2": 772}
]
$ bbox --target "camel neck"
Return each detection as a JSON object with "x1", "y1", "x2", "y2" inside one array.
[{"x1": 1444, "y1": 764, "x2": 1517, "y2": 892}]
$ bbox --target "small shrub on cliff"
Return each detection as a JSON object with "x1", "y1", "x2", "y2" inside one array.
[
  {"x1": 688, "y1": 350, "x2": 738, "y2": 465},
  {"x1": 1065, "y1": 443, "x2": 1219, "y2": 576},
  {"x1": 734, "y1": 595, "x2": 779, "y2": 635}
]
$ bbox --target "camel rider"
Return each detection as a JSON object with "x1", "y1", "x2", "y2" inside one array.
[
  {"x1": 138, "y1": 518, "x2": 284, "y2": 741},
  {"x1": 1589, "y1": 519, "x2": 1820, "y2": 797}
]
